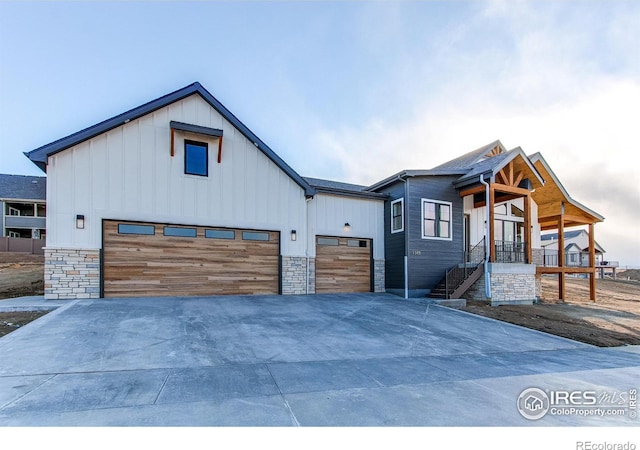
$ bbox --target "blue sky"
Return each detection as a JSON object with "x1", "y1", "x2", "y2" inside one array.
[{"x1": 1, "y1": 1, "x2": 639, "y2": 267}]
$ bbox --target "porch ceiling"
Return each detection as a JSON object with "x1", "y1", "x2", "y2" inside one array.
[{"x1": 531, "y1": 158, "x2": 603, "y2": 230}]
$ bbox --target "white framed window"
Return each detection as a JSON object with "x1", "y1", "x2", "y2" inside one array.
[
  {"x1": 422, "y1": 198, "x2": 452, "y2": 240},
  {"x1": 391, "y1": 198, "x2": 404, "y2": 233},
  {"x1": 8, "y1": 206, "x2": 20, "y2": 216}
]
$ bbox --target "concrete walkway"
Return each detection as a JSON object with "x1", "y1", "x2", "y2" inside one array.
[{"x1": 0, "y1": 293, "x2": 638, "y2": 426}]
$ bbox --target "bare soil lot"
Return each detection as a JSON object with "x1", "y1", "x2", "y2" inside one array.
[
  {"x1": 0, "y1": 253, "x2": 44, "y2": 299},
  {"x1": 463, "y1": 276, "x2": 640, "y2": 347}
]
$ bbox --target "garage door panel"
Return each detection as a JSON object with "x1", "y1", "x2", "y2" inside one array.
[
  {"x1": 103, "y1": 221, "x2": 279, "y2": 297},
  {"x1": 315, "y1": 236, "x2": 372, "y2": 294}
]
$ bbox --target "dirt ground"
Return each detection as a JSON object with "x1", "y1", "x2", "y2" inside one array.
[
  {"x1": 463, "y1": 275, "x2": 640, "y2": 347},
  {"x1": 1, "y1": 253, "x2": 639, "y2": 346},
  {"x1": 0, "y1": 253, "x2": 44, "y2": 299}
]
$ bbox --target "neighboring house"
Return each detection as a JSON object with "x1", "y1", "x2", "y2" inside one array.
[
  {"x1": 25, "y1": 82, "x2": 604, "y2": 303},
  {"x1": 541, "y1": 229, "x2": 605, "y2": 267},
  {"x1": 0, "y1": 174, "x2": 46, "y2": 240}
]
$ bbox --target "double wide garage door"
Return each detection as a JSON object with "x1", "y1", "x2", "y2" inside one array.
[
  {"x1": 103, "y1": 220, "x2": 279, "y2": 297},
  {"x1": 315, "y1": 236, "x2": 372, "y2": 293}
]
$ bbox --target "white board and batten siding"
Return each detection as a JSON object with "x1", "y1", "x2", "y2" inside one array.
[
  {"x1": 308, "y1": 193, "x2": 385, "y2": 260},
  {"x1": 45, "y1": 93, "x2": 308, "y2": 257}
]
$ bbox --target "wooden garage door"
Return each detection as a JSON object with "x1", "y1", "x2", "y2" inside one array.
[
  {"x1": 103, "y1": 220, "x2": 279, "y2": 297},
  {"x1": 315, "y1": 236, "x2": 372, "y2": 293}
]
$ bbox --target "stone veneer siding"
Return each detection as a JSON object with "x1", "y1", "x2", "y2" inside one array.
[
  {"x1": 281, "y1": 257, "x2": 385, "y2": 295},
  {"x1": 374, "y1": 259, "x2": 385, "y2": 293},
  {"x1": 465, "y1": 263, "x2": 536, "y2": 305},
  {"x1": 281, "y1": 256, "x2": 308, "y2": 295},
  {"x1": 44, "y1": 248, "x2": 100, "y2": 300}
]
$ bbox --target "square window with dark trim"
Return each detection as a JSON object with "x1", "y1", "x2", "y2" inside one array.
[{"x1": 185, "y1": 140, "x2": 208, "y2": 176}]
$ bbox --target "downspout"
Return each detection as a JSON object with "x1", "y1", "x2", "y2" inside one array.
[
  {"x1": 479, "y1": 174, "x2": 492, "y2": 300},
  {"x1": 305, "y1": 196, "x2": 313, "y2": 295},
  {"x1": 398, "y1": 175, "x2": 409, "y2": 299}
]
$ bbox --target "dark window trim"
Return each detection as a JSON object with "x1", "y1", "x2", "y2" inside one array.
[
  {"x1": 242, "y1": 231, "x2": 270, "y2": 241},
  {"x1": 117, "y1": 223, "x2": 155, "y2": 235},
  {"x1": 163, "y1": 226, "x2": 197, "y2": 238},
  {"x1": 184, "y1": 139, "x2": 209, "y2": 177},
  {"x1": 205, "y1": 229, "x2": 236, "y2": 240}
]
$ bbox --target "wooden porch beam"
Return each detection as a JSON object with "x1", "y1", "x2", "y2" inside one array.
[
  {"x1": 524, "y1": 194, "x2": 532, "y2": 264},
  {"x1": 538, "y1": 214, "x2": 594, "y2": 225},
  {"x1": 459, "y1": 184, "x2": 485, "y2": 198},
  {"x1": 492, "y1": 183, "x2": 531, "y2": 197}
]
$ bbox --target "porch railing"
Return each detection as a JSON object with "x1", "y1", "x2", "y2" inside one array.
[
  {"x1": 494, "y1": 240, "x2": 525, "y2": 263},
  {"x1": 442, "y1": 238, "x2": 486, "y2": 298},
  {"x1": 534, "y1": 248, "x2": 617, "y2": 268}
]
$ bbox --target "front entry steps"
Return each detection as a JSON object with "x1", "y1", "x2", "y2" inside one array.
[{"x1": 428, "y1": 263, "x2": 484, "y2": 302}]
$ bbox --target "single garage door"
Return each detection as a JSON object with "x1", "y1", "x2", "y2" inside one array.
[
  {"x1": 103, "y1": 220, "x2": 279, "y2": 297},
  {"x1": 315, "y1": 236, "x2": 372, "y2": 293}
]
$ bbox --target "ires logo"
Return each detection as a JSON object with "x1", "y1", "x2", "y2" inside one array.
[
  {"x1": 549, "y1": 390, "x2": 598, "y2": 406},
  {"x1": 517, "y1": 388, "x2": 635, "y2": 421}
]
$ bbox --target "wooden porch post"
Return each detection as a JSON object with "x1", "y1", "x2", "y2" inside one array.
[
  {"x1": 589, "y1": 223, "x2": 596, "y2": 302},
  {"x1": 558, "y1": 203, "x2": 565, "y2": 301},
  {"x1": 489, "y1": 183, "x2": 495, "y2": 262},
  {"x1": 524, "y1": 194, "x2": 532, "y2": 264}
]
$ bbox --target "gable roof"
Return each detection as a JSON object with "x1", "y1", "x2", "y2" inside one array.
[
  {"x1": 0, "y1": 174, "x2": 46, "y2": 201},
  {"x1": 304, "y1": 177, "x2": 387, "y2": 200},
  {"x1": 541, "y1": 230, "x2": 584, "y2": 241},
  {"x1": 366, "y1": 141, "x2": 544, "y2": 192},
  {"x1": 24, "y1": 82, "x2": 316, "y2": 197},
  {"x1": 431, "y1": 140, "x2": 506, "y2": 172},
  {"x1": 452, "y1": 145, "x2": 545, "y2": 189},
  {"x1": 528, "y1": 152, "x2": 604, "y2": 228}
]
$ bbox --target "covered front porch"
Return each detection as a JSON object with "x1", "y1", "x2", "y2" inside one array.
[
  {"x1": 457, "y1": 147, "x2": 603, "y2": 304},
  {"x1": 529, "y1": 153, "x2": 604, "y2": 301}
]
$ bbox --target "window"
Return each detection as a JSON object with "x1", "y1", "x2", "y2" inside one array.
[
  {"x1": 317, "y1": 237, "x2": 339, "y2": 246},
  {"x1": 511, "y1": 204, "x2": 524, "y2": 218},
  {"x1": 390, "y1": 198, "x2": 404, "y2": 233},
  {"x1": 8, "y1": 206, "x2": 20, "y2": 216},
  {"x1": 422, "y1": 199, "x2": 452, "y2": 240},
  {"x1": 242, "y1": 231, "x2": 270, "y2": 241},
  {"x1": 184, "y1": 140, "x2": 208, "y2": 176},
  {"x1": 347, "y1": 239, "x2": 367, "y2": 248},
  {"x1": 164, "y1": 226, "x2": 197, "y2": 237},
  {"x1": 205, "y1": 229, "x2": 235, "y2": 240},
  {"x1": 494, "y1": 203, "x2": 507, "y2": 215},
  {"x1": 118, "y1": 224, "x2": 155, "y2": 235}
]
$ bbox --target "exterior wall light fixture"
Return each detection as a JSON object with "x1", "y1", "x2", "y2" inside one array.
[
  {"x1": 291, "y1": 229, "x2": 297, "y2": 241},
  {"x1": 344, "y1": 222, "x2": 351, "y2": 232},
  {"x1": 76, "y1": 214, "x2": 85, "y2": 229}
]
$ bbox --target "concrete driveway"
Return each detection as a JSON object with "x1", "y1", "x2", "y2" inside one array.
[{"x1": 0, "y1": 293, "x2": 638, "y2": 426}]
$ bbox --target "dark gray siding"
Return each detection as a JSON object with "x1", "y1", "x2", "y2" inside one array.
[
  {"x1": 380, "y1": 182, "x2": 406, "y2": 290},
  {"x1": 406, "y1": 176, "x2": 464, "y2": 292}
]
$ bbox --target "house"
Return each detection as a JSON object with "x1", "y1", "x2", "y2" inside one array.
[
  {"x1": 541, "y1": 229, "x2": 605, "y2": 267},
  {"x1": 25, "y1": 82, "x2": 385, "y2": 300},
  {"x1": 0, "y1": 174, "x2": 47, "y2": 240},
  {"x1": 365, "y1": 141, "x2": 604, "y2": 304},
  {"x1": 25, "y1": 82, "x2": 603, "y2": 303}
]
